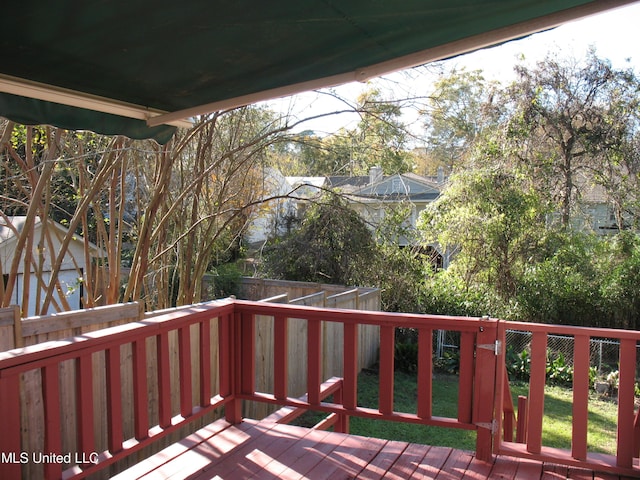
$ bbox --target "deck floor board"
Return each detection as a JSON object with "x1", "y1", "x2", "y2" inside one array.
[{"x1": 115, "y1": 419, "x2": 633, "y2": 480}]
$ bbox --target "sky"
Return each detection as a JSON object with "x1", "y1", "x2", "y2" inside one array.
[{"x1": 268, "y1": 2, "x2": 640, "y2": 136}]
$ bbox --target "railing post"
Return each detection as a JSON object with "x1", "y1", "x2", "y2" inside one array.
[
  {"x1": 224, "y1": 307, "x2": 255, "y2": 424},
  {"x1": 473, "y1": 317, "x2": 498, "y2": 462},
  {"x1": 617, "y1": 338, "x2": 637, "y2": 468}
]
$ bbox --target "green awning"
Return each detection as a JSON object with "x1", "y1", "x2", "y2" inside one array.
[{"x1": 0, "y1": 1, "x2": 635, "y2": 143}]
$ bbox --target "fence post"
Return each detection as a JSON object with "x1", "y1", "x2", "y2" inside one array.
[
  {"x1": 473, "y1": 316, "x2": 498, "y2": 462},
  {"x1": 0, "y1": 305, "x2": 20, "y2": 351},
  {"x1": 11, "y1": 305, "x2": 22, "y2": 348}
]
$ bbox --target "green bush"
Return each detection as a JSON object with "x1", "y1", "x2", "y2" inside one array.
[
  {"x1": 394, "y1": 343, "x2": 419, "y2": 373},
  {"x1": 210, "y1": 263, "x2": 243, "y2": 298},
  {"x1": 506, "y1": 345, "x2": 530, "y2": 381},
  {"x1": 545, "y1": 352, "x2": 574, "y2": 387},
  {"x1": 434, "y1": 351, "x2": 460, "y2": 375}
]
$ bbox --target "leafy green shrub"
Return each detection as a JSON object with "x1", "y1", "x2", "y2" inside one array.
[
  {"x1": 506, "y1": 347, "x2": 583, "y2": 387},
  {"x1": 421, "y1": 271, "x2": 494, "y2": 317},
  {"x1": 394, "y1": 343, "x2": 418, "y2": 373},
  {"x1": 506, "y1": 345, "x2": 530, "y2": 381},
  {"x1": 210, "y1": 262, "x2": 243, "y2": 298},
  {"x1": 434, "y1": 351, "x2": 460, "y2": 375},
  {"x1": 545, "y1": 352, "x2": 574, "y2": 387}
]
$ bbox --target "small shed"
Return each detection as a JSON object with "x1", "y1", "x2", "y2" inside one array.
[{"x1": 0, "y1": 216, "x2": 100, "y2": 316}]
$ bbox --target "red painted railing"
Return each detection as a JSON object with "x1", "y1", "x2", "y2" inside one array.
[
  {"x1": 0, "y1": 301, "x2": 238, "y2": 479},
  {"x1": 0, "y1": 299, "x2": 638, "y2": 478},
  {"x1": 232, "y1": 300, "x2": 498, "y2": 464},
  {"x1": 495, "y1": 320, "x2": 640, "y2": 476}
]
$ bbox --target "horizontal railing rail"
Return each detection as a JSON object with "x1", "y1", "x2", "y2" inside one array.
[
  {"x1": 496, "y1": 320, "x2": 640, "y2": 477},
  {"x1": 2, "y1": 299, "x2": 637, "y2": 478}
]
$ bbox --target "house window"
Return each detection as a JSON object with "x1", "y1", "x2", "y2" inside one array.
[{"x1": 391, "y1": 178, "x2": 402, "y2": 193}]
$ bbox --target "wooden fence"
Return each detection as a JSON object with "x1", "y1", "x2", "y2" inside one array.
[
  {"x1": 0, "y1": 282, "x2": 381, "y2": 477},
  {"x1": 251, "y1": 287, "x2": 381, "y2": 418},
  {"x1": 239, "y1": 277, "x2": 380, "y2": 304}
]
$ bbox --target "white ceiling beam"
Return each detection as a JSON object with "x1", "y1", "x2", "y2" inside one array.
[{"x1": 0, "y1": 75, "x2": 193, "y2": 129}]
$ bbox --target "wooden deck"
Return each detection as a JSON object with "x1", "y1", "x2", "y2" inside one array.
[{"x1": 114, "y1": 418, "x2": 635, "y2": 480}]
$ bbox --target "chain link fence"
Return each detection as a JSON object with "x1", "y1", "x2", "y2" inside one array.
[{"x1": 435, "y1": 329, "x2": 639, "y2": 374}]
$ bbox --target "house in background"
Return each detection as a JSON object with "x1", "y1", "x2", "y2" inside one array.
[
  {"x1": 338, "y1": 167, "x2": 443, "y2": 245},
  {"x1": 0, "y1": 216, "x2": 101, "y2": 316},
  {"x1": 546, "y1": 171, "x2": 635, "y2": 235},
  {"x1": 243, "y1": 168, "x2": 299, "y2": 246},
  {"x1": 243, "y1": 167, "x2": 448, "y2": 266}
]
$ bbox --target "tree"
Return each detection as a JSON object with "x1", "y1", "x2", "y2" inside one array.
[
  {"x1": 272, "y1": 88, "x2": 414, "y2": 176},
  {"x1": 261, "y1": 193, "x2": 378, "y2": 285},
  {"x1": 504, "y1": 49, "x2": 640, "y2": 229},
  {"x1": 421, "y1": 69, "x2": 502, "y2": 172},
  {"x1": 419, "y1": 168, "x2": 546, "y2": 298},
  {"x1": 369, "y1": 202, "x2": 427, "y2": 312},
  {"x1": 0, "y1": 122, "x2": 127, "y2": 313},
  {"x1": 0, "y1": 103, "x2": 300, "y2": 312},
  {"x1": 123, "y1": 106, "x2": 289, "y2": 309}
]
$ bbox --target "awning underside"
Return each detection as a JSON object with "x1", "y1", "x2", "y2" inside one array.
[{"x1": 0, "y1": 1, "x2": 635, "y2": 142}]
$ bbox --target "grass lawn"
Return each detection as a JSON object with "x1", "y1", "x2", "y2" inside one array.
[{"x1": 294, "y1": 369, "x2": 620, "y2": 455}]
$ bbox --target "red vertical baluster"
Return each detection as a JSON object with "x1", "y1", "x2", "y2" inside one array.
[
  {"x1": 156, "y1": 332, "x2": 172, "y2": 427},
  {"x1": 516, "y1": 396, "x2": 528, "y2": 444},
  {"x1": 0, "y1": 374, "x2": 21, "y2": 480},
  {"x1": 417, "y1": 327, "x2": 432, "y2": 419},
  {"x1": 274, "y1": 315, "x2": 288, "y2": 400},
  {"x1": 572, "y1": 334, "x2": 590, "y2": 461},
  {"x1": 225, "y1": 311, "x2": 242, "y2": 424},
  {"x1": 219, "y1": 313, "x2": 231, "y2": 398},
  {"x1": 526, "y1": 331, "x2": 547, "y2": 455},
  {"x1": 200, "y1": 318, "x2": 212, "y2": 406},
  {"x1": 307, "y1": 318, "x2": 322, "y2": 405},
  {"x1": 105, "y1": 346, "x2": 123, "y2": 452},
  {"x1": 343, "y1": 322, "x2": 358, "y2": 409},
  {"x1": 458, "y1": 330, "x2": 474, "y2": 424},
  {"x1": 379, "y1": 325, "x2": 395, "y2": 415},
  {"x1": 240, "y1": 312, "x2": 255, "y2": 396},
  {"x1": 132, "y1": 339, "x2": 149, "y2": 439},
  {"x1": 617, "y1": 338, "x2": 636, "y2": 468},
  {"x1": 178, "y1": 326, "x2": 192, "y2": 418},
  {"x1": 342, "y1": 321, "x2": 358, "y2": 433},
  {"x1": 76, "y1": 353, "x2": 95, "y2": 465}
]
